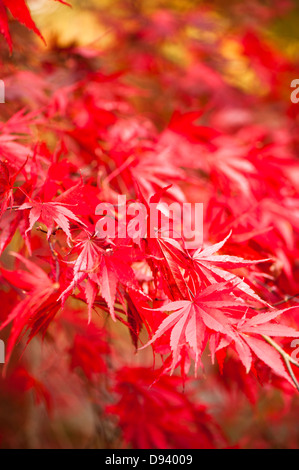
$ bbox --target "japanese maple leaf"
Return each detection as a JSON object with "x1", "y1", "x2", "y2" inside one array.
[
  {"x1": 0, "y1": 0, "x2": 70, "y2": 52},
  {"x1": 142, "y1": 282, "x2": 246, "y2": 373},
  {"x1": 191, "y1": 231, "x2": 270, "y2": 305},
  {"x1": 218, "y1": 307, "x2": 299, "y2": 385},
  {"x1": 257, "y1": 198, "x2": 299, "y2": 251},
  {"x1": 18, "y1": 200, "x2": 86, "y2": 245},
  {"x1": 208, "y1": 141, "x2": 257, "y2": 196},
  {"x1": 58, "y1": 235, "x2": 105, "y2": 317},
  {"x1": 168, "y1": 110, "x2": 221, "y2": 146},
  {"x1": 59, "y1": 235, "x2": 138, "y2": 322},
  {"x1": 130, "y1": 148, "x2": 185, "y2": 202},
  {"x1": 135, "y1": 185, "x2": 190, "y2": 301},
  {"x1": 0, "y1": 253, "x2": 62, "y2": 367},
  {"x1": 108, "y1": 146, "x2": 185, "y2": 202},
  {"x1": 87, "y1": 248, "x2": 139, "y2": 322},
  {"x1": 217, "y1": 356, "x2": 259, "y2": 405}
]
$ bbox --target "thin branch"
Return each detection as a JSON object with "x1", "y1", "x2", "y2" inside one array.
[
  {"x1": 262, "y1": 334, "x2": 299, "y2": 392},
  {"x1": 5, "y1": 205, "x2": 21, "y2": 211},
  {"x1": 284, "y1": 358, "x2": 299, "y2": 392},
  {"x1": 272, "y1": 294, "x2": 299, "y2": 306},
  {"x1": 252, "y1": 293, "x2": 299, "y2": 311}
]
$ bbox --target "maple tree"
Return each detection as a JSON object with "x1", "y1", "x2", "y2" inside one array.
[{"x1": 0, "y1": 0, "x2": 299, "y2": 450}]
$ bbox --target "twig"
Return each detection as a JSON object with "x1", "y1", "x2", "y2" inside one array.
[
  {"x1": 5, "y1": 205, "x2": 21, "y2": 210},
  {"x1": 252, "y1": 293, "x2": 299, "y2": 311},
  {"x1": 262, "y1": 334, "x2": 299, "y2": 392}
]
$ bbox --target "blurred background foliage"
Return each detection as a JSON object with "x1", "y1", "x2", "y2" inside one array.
[
  {"x1": 4, "y1": 0, "x2": 293, "y2": 128},
  {"x1": 9, "y1": 1, "x2": 299, "y2": 72}
]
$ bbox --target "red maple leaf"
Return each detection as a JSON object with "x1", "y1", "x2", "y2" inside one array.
[
  {"x1": 59, "y1": 234, "x2": 138, "y2": 322},
  {"x1": 142, "y1": 282, "x2": 245, "y2": 372},
  {"x1": 191, "y1": 231, "x2": 270, "y2": 305},
  {"x1": 0, "y1": 253, "x2": 62, "y2": 368},
  {"x1": 106, "y1": 366, "x2": 223, "y2": 449},
  {"x1": 218, "y1": 306, "x2": 299, "y2": 384},
  {"x1": 0, "y1": 0, "x2": 70, "y2": 52},
  {"x1": 18, "y1": 200, "x2": 86, "y2": 246}
]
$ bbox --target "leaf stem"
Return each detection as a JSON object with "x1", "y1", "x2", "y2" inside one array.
[{"x1": 261, "y1": 334, "x2": 299, "y2": 392}]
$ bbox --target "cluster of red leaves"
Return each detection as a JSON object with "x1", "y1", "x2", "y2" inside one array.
[
  {"x1": 106, "y1": 367, "x2": 225, "y2": 449},
  {"x1": 0, "y1": 0, "x2": 299, "y2": 449}
]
